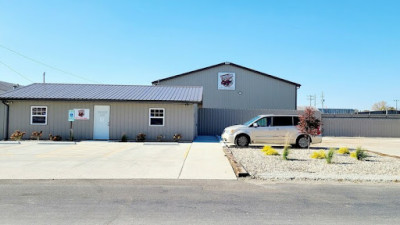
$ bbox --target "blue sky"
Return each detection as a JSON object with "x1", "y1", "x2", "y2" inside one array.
[{"x1": 1, "y1": 0, "x2": 399, "y2": 110}]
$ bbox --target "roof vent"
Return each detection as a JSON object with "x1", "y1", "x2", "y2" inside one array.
[{"x1": 224, "y1": 62, "x2": 230, "y2": 65}]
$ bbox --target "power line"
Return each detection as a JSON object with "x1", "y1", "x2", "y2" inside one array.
[
  {"x1": 0, "y1": 44, "x2": 100, "y2": 84},
  {"x1": 0, "y1": 60, "x2": 34, "y2": 83}
]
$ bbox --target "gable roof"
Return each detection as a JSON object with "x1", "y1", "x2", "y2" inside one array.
[
  {"x1": 152, "y1": 62, "x2": 301, "y2": 87},
  {"x1": 0, "y1": 81, "x2": 21, "y2": 94},
  {"x1": 0, "y1": 83, "x2": 203, "y2": 103}
]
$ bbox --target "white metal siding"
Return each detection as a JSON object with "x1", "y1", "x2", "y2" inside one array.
[{"x1": 7, "y1": 100, "x2": 196, "y2": 141}]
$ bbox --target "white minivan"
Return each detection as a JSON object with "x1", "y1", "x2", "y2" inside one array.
[{"x1": 221, "y1": 115, "x2": 322, "y2": 148}]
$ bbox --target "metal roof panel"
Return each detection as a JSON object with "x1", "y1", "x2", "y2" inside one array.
[{"x1": 0, "y1": 83, "x2": 203, "y2": 103}]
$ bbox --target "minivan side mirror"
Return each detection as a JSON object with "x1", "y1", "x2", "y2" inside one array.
[{"x1": 252, "y1": 123, "x2": 258, "y2": 128}]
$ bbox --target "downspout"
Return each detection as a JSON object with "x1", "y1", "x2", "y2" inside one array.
[{"x1": 1, "y1": 100, "x2": 9, "y2": 140}]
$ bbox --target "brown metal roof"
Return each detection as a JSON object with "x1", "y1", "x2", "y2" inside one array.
[
  {"x1": 0, "y1": 83, "x2": 203, "y2": 103},
  {"x1": 152, "y1": 62, "x2": 301, "y2": 87}
]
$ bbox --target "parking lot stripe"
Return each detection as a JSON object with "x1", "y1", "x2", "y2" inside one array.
[
  {"x1": 102, "y1": 146, "x2": 130, "y2": 158},
  {"x1": 178, "y1": 144, "x2": 192, "y2": 179}
]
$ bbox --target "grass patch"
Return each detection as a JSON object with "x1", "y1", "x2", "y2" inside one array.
[
  {"x1": 282, "y1": 145, "x2": 290, "y2": 160},
  {"x1": 350, "y1": 147, "x2": 368, "y2": 161},
  {"x1": 326, "y1": 148, "x2": 335, "y2": 164}
]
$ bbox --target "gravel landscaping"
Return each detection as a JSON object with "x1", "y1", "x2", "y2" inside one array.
[{"x1": 229, "y1": 146, "x2": 400, "y2": 183}]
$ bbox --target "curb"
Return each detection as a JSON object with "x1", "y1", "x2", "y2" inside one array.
[
  {"x1": 37, "y1": 142, "x2": 76, "y2": 145},
  {"x1": 223, "y1": 146, "x2": 249, "y2": 177},
  {"x1": 364, "y1": 149, "x2": 400, "y2": 159},
  {"x1": 0, "y1": 141, "x2": 21, "y2": 144}
]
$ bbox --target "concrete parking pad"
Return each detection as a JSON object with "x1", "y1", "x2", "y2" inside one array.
[
  {"x1": 0, "y1": 141, "x2": 190, "y2": 179},
  {"x1": 313, "y1": 137, "x2": 400, "y2": 157},
  {"x1": 0, "y1": 140, "x2": 236, "y2": 180}
]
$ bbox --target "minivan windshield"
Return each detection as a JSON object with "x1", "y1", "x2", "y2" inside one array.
[{"x1": 243, "y1": 116, "x2": 261, "y2": 126}]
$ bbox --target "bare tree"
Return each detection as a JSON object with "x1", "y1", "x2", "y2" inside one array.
[{"x1": 372, "y1": 101, "x2": 389, "y2": 111}]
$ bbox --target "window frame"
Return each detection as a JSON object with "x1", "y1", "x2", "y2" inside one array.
[
  {"x1": 149, "y1": 108, "x2": 165, "y2": 127},
  {"x1": 30, "y1": 106, "x2": 48, "y2": 125}
]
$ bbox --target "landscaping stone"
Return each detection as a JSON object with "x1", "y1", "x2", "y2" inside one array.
[{"x1": 230, "y1": 147, "x2": 400, "y2": 183}]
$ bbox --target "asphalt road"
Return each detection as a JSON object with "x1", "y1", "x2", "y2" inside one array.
[{"x1": 0, "y1": 179, "x2": 399, "y2": 225}]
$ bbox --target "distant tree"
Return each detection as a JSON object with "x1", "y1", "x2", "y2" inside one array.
[
  {"x1": 372, "y1": 101, "x2": 389, "y2": 111},
  {"x1": 297, "y1": 107, "x2": 322, "y2": 148}
]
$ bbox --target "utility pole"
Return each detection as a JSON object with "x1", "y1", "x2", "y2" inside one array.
[
  {"x1": 321, "y1": 92, "x2": 325, "y2": 109},
  {"x1": 307, "y1": 95, "x2": 315, "y2": 107},
  {"x1": 394, "y1": 99, "x2": 399, "y2": 112},
  {"x1": 314, "y1": 94, "x2": 317, "y2": 108},
  {"x1": 43, "y1": 72, "x2": 46, "y2": 83}
]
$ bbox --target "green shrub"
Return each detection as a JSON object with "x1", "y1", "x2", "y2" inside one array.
[
  {"x1": 326, "y1": 148, "x2": 335, "y2": 164},
  {"x1": 121, "y1": 134, "x2": 128, "y2": 142},
  {"x1": 337, "y1": 147, "x2": 350, "y2": 154},
  {"x1": 350, "y1": 147, "x2": 368, "y2": 161},
  {"x1": 311, "y1": 150, "x2": 326, "y2": 159},
  {"x1": 282, "y1": 145, "x2": 290, "y2": 160},
  {"x1": 261, "y1": 146, "x2": 279, "y2": 156}
]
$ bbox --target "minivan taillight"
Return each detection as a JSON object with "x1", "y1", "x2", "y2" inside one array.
[{"x1": 317, "y1": 126, "x2": 322, "y2": 135}]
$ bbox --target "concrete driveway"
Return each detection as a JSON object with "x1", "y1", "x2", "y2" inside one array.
[{"x1": 0, "y1": 140, "x2": 236, "y2": 180}]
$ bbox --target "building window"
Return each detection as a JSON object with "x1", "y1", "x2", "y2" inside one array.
[
  {"x1": 149, "y1": 108, "x2": 165, "y2": 126},
  {"x1": 31, "y1": 106, "x2": 47, "y2": 125}
]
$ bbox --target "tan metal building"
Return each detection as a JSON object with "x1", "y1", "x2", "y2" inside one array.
[
  {"x1": 152, "y1": 62, "x2": 301, "y2": 110},
  {"x1": 1, "y1": 81, "x2": 21, "y2": 139},
  {"x1": 0, "y1": 83, "x2": 202, "y2": 141}
]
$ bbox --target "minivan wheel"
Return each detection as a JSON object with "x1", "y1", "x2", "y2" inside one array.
[
  {"x1": 236, "y1": 135, "x2": 249, "y2": 147},
  {"x1": 297, "y1": 135, "x2": 310, "y2": 148}
]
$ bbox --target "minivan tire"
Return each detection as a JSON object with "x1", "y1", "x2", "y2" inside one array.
[
  {"x1": 235, "y1": 135, "x2": 250, "y2": 147},
  {"x1": 296, "y1": 135, "x2": 310, "y2": 149}
]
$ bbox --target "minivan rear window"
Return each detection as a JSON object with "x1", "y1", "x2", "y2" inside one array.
[{"x1": 273, "y1": 116, "x2": 293, "y2": 126}]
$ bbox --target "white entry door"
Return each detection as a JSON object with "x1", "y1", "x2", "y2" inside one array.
[{"x1": 93, "y1": 105, "x2": 110, "y2": 139}]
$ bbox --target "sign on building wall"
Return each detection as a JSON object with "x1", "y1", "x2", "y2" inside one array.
[
  {"x1": 68, "y1": 110, "x2": 75, "y2": 122},
  {"x1": 74, "y1": 109, "x2": 90, "y2": 120},
  {"x1": 218, "y1": 72, "x2": 235, "y2": 90}
]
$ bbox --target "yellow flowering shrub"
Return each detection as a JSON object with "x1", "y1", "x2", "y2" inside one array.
[
  {"x1": 311, "y1": 150, "x2": 326, "y2": 159},
  {"x1": 337, "y1": 147, "x2": 350, "y2": 154},
  {"x1": 261, "y1": 145, "x2": 279, "y2": 156}
]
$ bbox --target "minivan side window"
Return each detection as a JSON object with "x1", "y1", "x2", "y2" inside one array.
[
  {"x1": 255, "y1": 117, "x2": 271, "y2": 127},
  {"x1": 273, "y1": 116, "x2": 293, "y2": 126}
]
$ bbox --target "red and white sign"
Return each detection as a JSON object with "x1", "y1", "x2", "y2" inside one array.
[
  {"x1": 218, "y1": 72, "x2": 235, "y2": 90},
  {"x1": 74, "y1": 109, "x2": 90, "y2": 120}
]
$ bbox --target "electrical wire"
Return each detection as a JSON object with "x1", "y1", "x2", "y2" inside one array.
[
  {"x1": 0, "y1": 60, "x2": 35, "y2": 83},
  {"x1": 0, "y1": 44, "x2": 100, "y2": 84}
]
